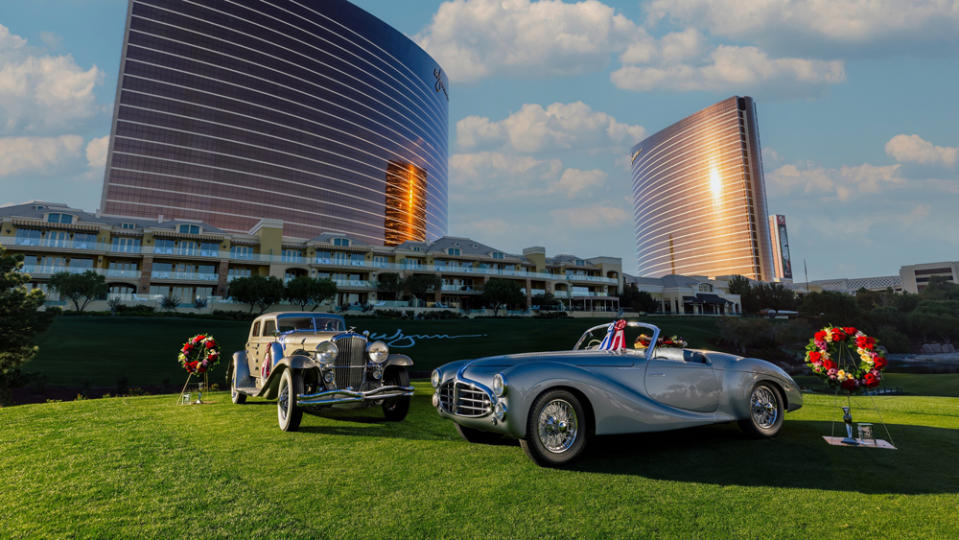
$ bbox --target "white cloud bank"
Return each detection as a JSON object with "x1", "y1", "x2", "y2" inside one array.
[
  {"x1": 0, "y1": 135, "x2": 84, "y2": 176},
  {"x1": 416, "y1": 0, "x2": 642, "y2": 83},
  {"x1": 0, "y1": 24, "x2": 102, "y2": 134},
  {"x1": 767, "y1": 162, "x2": 904, "y2": 201},
  {"x1": 885, "y1": 134, "x2": 958, "y2": 168},
  {"x1": 457, "y1": 101, "x2": 646, "y2": 153},
  {"x1": 416, "y1": 0, "x2": 843, "y2": 97},
  {"x1": 645, "y1": 0, "x2": 959, "y2": 54}
]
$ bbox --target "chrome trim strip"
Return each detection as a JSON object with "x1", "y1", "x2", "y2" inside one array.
[{"x1": 296, "y1": 384, "x2": 413, "y2": 406}]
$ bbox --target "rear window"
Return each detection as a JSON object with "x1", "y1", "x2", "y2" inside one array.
[{"x1": 251, "y1": 321, "x2": 260, "y2": 338}]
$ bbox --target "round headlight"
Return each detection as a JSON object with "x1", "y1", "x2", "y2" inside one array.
[
  {"x1": 492, "y1": 374, "x2": 506, "y2": 397},
  {"x1": 494, "y1": 400, "x2": 507, "y2": 420},
  {"x1": 315, "y1": 340, "x2": 338, "y2": 365},
  {"x1": 367, "y1": 340, "x2": 389, "y2": 364},
  {"x1": 431, "y1": 369, "x2": 440, "y2": 388}
]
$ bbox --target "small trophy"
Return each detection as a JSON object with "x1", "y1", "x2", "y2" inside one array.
[{"x1": 841, "y1": 406, "x2": 859, "y2": 445}]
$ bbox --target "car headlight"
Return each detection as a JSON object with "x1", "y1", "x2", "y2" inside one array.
[
  {"x1": 494, "y1": 400, "x2": 507, "y2": 420},
  {"x1": 315, "y1": 340, "x2": 338, "y2": 365},
  {"x1": 492, "y1": 373, "x2": 506, "y2": 397},
  {"x1": 367, "y1": 340, "x2": 389, "y2": 364},
  {"x1": 431, "y1": 369, "x2": 440, "y2": 388}
]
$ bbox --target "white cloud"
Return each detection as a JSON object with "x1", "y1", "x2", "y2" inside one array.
[
  {"x1": 0, "y1": 24, "x2": 102, "y2": 134},
  {"x1": 416, "y1": 0, "x2": 645, "y2": 83},
  {"x1": 550, "y1": 203, "x2": 631, "y2": 229},
  {"x1": 455, "y1": 217, "x2": 512, "y2": 238},
  {"x1": 450, "y1": 151, "x2": 562, "y2": 187},
  {"x1": 0, "y1": 135, "x2": 84, "y2": 176},
  {"x1": 554, "y1": 168, "x2": 607, "y2": 197},
  {"x1": 645, "y1": 0, "x2": 959, "y2": 55},
  {"x1": 885, "y1": 134, "x2": 958, "y2": 168},
  {"x1": 611, "y1": 45, "x2": 844, "y2": 95},
  {"x1": 767, "y1": 162, "x2": 904, "y2": 201},
  {"x1": 457, "y1": 101, "x2": 646, "y2": 153},
  {"x1": 85, "y1": 135, "x2": 109, "y2": 168}
]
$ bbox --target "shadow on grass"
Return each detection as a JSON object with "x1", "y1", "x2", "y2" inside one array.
[
  {"x1": 290, "y1": 395, "x2": 455, "y2": 441},
  {"x1": 568, "y1": 420, "x2": 959, "y2": 494}
]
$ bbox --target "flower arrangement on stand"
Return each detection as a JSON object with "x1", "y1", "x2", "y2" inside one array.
[
  {"x1": 176, "y1": 333, "x2": 221, "y2": 404},
  {"x1": 803, "y1": 326, "x2": 887, "y2": 394}
]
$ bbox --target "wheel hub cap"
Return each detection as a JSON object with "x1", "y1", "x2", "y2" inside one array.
[{"x1": 537, "y1": 400, "x2": 578, "y2": 453}]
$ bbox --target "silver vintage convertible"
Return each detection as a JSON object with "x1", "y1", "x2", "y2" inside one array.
[{"x1": 431, "y1": 320, "x2": 802, "y2": 466}]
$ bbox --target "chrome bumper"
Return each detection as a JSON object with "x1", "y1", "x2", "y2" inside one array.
[{"x1": 296, "y1": 385, "x2": 414, "y2": 406}]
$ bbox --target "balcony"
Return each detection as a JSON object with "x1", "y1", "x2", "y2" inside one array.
[
  {"x1": 19, "y1": 265, "x2": 141, "y2": 280},
  {"x1": 150, "y1": 246, "x2": 221, "y2": 258},
  {"x1": 150, "y1": 271, "x2": 219, "y2": 282},
  {"x1": 104, "y1": 269, "x2": 141, "y2": 279},
  {"x1": 441, "y1": 284, "x2": 477, "y2": 293},
  {"x1": 333, "y1": 279, "x2": 375, "y2": 289}
]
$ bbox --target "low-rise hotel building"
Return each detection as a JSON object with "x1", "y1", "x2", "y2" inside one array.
[{"x1": 0, "y1": 202, "x2": 621, "y2": 312}]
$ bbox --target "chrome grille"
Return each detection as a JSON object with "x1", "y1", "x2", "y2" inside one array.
[
  {"x1": 439, "y1": 380, "x2": 491, "y2": 417},
  {"x1": 333, "y1": 336, "x2": 366, "y2": 389}
]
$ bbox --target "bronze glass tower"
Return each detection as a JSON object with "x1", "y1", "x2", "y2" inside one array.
[
  {"x1": 100, "y1": 0, "x2": 448, "y2": 244},
  {"x1": 630, "y1": 96, "x2": 773, "y2": 280}
]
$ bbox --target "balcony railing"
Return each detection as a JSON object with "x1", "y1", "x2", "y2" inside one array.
[
  {"x1": 150, "y1": 271, "x2": 219, "y2": 282},
  {"x1": 333, "y1": 279, "x2": 375, "y2": 289},
  {"x1": 19, "y1": 265, "x2": 141, "y2": 280}
]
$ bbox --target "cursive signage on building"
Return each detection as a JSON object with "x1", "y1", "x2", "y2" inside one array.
[{"x1": 433, "y1": 68, "x2": 448, "y2": 101}]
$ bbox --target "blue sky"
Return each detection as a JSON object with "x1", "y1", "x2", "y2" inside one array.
[{"x1": 0, "y1": 0, "x2": 956, "y2": 280}]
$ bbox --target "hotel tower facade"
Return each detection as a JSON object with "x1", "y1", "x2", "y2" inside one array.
[
  {"x1": 100, "y1": 0, "x2": 448, "y2": 245},
  {"x1": 630, "y1": 96, "x2": 773, "y2": 281}
]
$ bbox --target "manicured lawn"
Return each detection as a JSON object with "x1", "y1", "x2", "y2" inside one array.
[
  {"x1": 26, "y1": 315, "x2": 721, "y2": 389},
  {"x1": 2, "y1": 384, "x2": 957, "y2": 538}
]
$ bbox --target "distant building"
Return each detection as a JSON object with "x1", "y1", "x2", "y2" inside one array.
[
  {"x1": 100, "y1": 0, "x2": 448, "y2": 244},
  {"x1": 630, "y1": 96, "x2": 774, "y2": 281},
  {"x1": 624, "y1": 273, "x2": 742, "y2": 315},
  {"x1": 786, "y1": 276, "x2": 902, "y2": 295},
  {"x1": 768, "y1": 215, "x2": 792, "y2": 282},
  {"x1": 0, "y1": 202, "x2": 621, "y2": 313},
  {"x1": 900, "y1": 261, "x2": 959, "y2": 294}
]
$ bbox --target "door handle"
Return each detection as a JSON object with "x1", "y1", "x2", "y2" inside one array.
[{"x1": 649, "y1": 371, "x2": 665, "y2": 377}]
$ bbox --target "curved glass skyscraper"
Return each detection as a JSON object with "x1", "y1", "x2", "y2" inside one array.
[
  {"x1": 630, "y1": 96, "x2": 773, "y2": 281},
  {"x1": 100, "y1": 0, "x2": 448, "y2": 244}
]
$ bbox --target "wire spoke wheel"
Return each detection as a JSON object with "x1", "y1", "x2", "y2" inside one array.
[
  {"x1": 537, "y1": 399, "x2": 579, "y2": 453},
  {"x1": 750, "y1": 386, "x2": 779, "y2": 429}
]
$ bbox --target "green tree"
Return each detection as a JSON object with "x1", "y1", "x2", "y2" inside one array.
[
  {"x1": 228, "y1": 275, "x2": 285, "y2": 314},
  {"x1": 402, "y1": 274, "x2": 441, "y2": 306},
  {"x1": 798, "y1": 290, "x2": 861, "y2": 325},
  {"x1": 376, "y1": 272, "x2": 403, "y2": 300},
  {"x1": 619, "y1": 283, "x2": 659, "y2": 313},
  {"x1": 479, "y1": 278, "x2": 525, "y2": 316},
  {"x1": 0, "y1": 245, "x2": 55, "y2": 402},
  {"x1": 726, "y1": 275, "x2": 758, "y2": 314},
  {"x1": 285, "y1": 276, "x2": 337, "y2": 311},
  {"x1": 48, "y1": 270, "x2": 108, "y2": 313},
  {"x1": 532, "y1": 292, "x2": 561, "y2": 311}
]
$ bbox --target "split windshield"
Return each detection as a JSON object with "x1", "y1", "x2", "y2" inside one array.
[{"x1": 276, "y1": 315, "x2": 344, "y2": 333}]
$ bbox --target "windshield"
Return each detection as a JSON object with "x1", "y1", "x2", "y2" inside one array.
[
  {"x1": 573, "y1": 321, "x2": 689, "y2": 352},
  {"x1": 276, "y1": 315, "x2": 344, "y2": 333}
]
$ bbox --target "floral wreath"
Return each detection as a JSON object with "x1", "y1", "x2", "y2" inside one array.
[
  {"x1": 804, "y1": 326, "x2": 887, "y2": 393},
  {"x1": 178, "y1": 333, "x2": 221, "y2": 375},
  {"x1": 635, "y1": 334, "x2": 688, "y2": 349}
]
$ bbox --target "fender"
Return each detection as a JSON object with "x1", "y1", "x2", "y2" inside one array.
[
  {"x1": 256, "y1": 355, "x2": 317, "y2": 399},
  {"x1": 384, "y1": 353, "x2": 413, "y2": 368},
  {"x1": 230, "y1": 351, "x2": 252, "y2": 386}
]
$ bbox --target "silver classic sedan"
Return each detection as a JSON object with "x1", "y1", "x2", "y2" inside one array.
[{"x1": 432, "y1": 320, "x2": 802, "y2": 466}]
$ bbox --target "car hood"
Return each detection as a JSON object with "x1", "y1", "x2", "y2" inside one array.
[{"x1": 461, "y1": 350, "x2": 635, "y2": 379}]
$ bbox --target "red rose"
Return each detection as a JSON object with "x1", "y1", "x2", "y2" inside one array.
[
  {"x1": 187, "y1": 360, "x2": 199, "y2": 372},
  {"x1": 822, "y1": 359, "x2": 836, "y2": 370},
  {"x1": 192, "y1": 335, "x2": 203, "y2": 344},
  {"x1": 814, "y1": 331, "x2": 827, "y2": 341},
  {"x1": 863, "y1": 372, "x2": 879, "y2": 387},
  {"x1": 808, "y1": 351, "x2": 822, "y2": 362},
  {"x1": 205, "y1": 340, "x2": 215, "y2": 349},
  {"x1": 843, "y1": 327, "x2": 857, "y2": 336},
  {"x1": 841, "y1": 378, "x2": 858, "y2": 391},
  {"x1": 832, "y1": 328, "x2": 845, "y2": 340},
  {"x1": 873, "y1": 356, "x2": 887, "y2": 369}
]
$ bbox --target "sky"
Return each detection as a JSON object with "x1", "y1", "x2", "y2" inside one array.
[{"x1": 0, "y1": 0, "x2": 956, "y2": 281}]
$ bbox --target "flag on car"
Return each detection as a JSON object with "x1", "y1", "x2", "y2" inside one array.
[{"x1": 599, "y1": 319, "x2": 627, "y2": 351}]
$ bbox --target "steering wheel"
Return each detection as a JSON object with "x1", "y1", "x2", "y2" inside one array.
[{"x1": 585, "y1": 338, "x2": 603, "y2": 350}]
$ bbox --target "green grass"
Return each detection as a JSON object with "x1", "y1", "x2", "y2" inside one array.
[
  {"x1": 2, "y1": 384, "x2": 958, "y2": 538},
  {"x1": 794, "y1": 373, "x2": 959, "y2": 398},
  {"x1": 26, "y1": 315, "x2": 721, "y2": 388}
]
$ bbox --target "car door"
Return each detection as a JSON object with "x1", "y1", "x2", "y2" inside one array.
[
  {"x1": 643, "y1": 349, "x2": 721, "y2": 413},
  {"x1": 245, "y1": 320, "x2": 260, "y2": 375}
]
